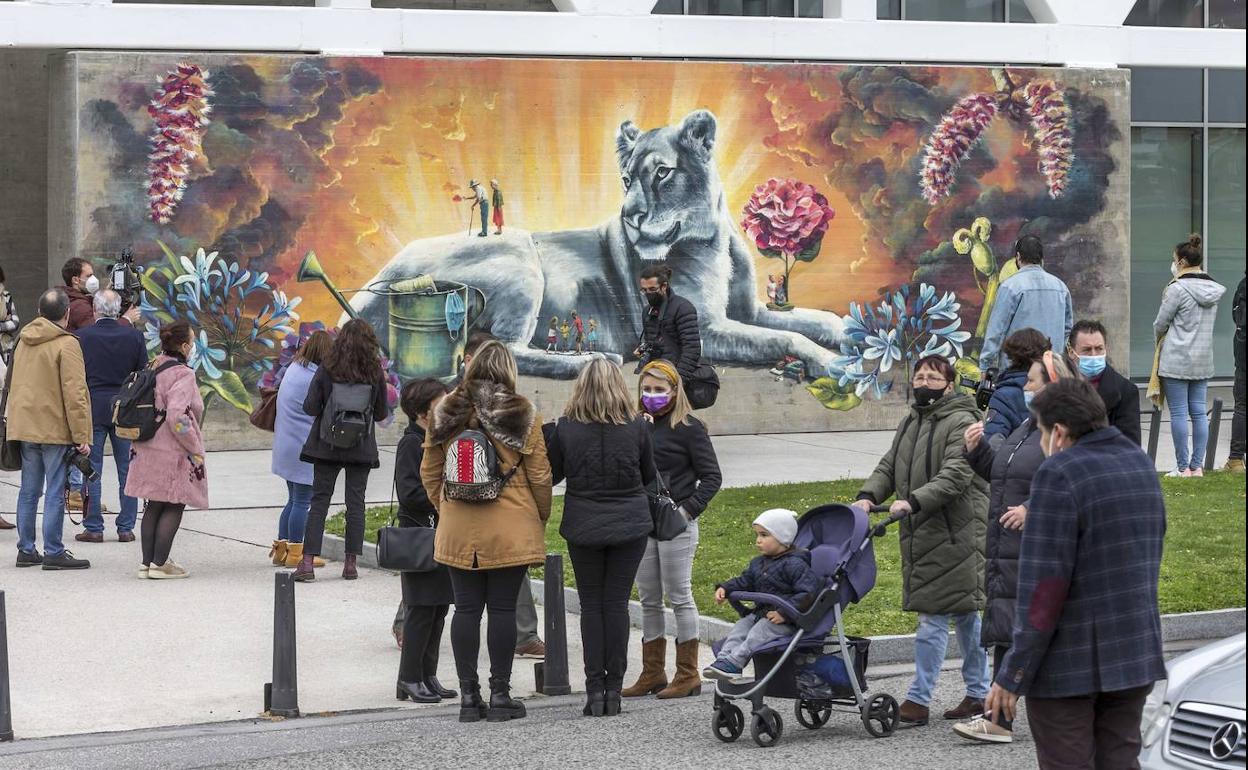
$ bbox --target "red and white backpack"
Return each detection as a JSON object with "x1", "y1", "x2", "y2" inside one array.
[{"x1": 443, "y1": 428, "x2": 521, "y2": 502}]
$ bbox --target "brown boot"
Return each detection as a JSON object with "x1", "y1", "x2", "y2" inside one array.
[
  {"x1": 899, "y1": 699, "x2": 930, "y2": 725},
  {"x1": 269, "y1": 540, "x2": 288, "y2": 566},
  {"x1": 943, "y1": 696, "x2": 985, "y2": 720},
  {"x1": 656, "y1": 639, "x2": 702, "y2": 699},
  {"x1": 283, "y1": 543, "x2": 325, "y2": 568},
  {"x1": 342, "y1": 552, "x2": 359, "y2": 580},
  {"x1": 291, "y1": 553, "x2": 316, "y2": 582},
  {"x1": 622, "y1": 638, "x2": 667, "y2": 698}
]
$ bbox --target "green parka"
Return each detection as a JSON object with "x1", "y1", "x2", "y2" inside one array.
[{"x1": 858, "y1": 392, "x2": 988, "y2": 616}]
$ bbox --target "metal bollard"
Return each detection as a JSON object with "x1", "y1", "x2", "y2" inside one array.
[
  {"x1": 538, "y1": 554, "x2": 572, "y2": 696},
  {"x1": 1205, "y1": 397, "x2": 1224, "y2": 472},
  {"x1": 1147, "y1": 406, "x2": 1162, "y2": 463},
  {"x1": 266, "y1": 572, "x2": 300, "y2": 718},
  {"x1": 0, "y1": 591, "x2": 12, "y2": 742}
]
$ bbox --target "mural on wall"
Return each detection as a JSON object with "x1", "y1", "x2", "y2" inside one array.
[{"x1": 63, "y1": 54, "x2": 1128, "y2": 416}]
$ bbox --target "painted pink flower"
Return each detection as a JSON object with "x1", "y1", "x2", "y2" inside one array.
[
  {"x1": 740, "y1": 178, "x2": 836, "y2": 258},
  {"x1": 1022, "y1": 80, "x2": 1073, "y2": 199},
  {"x1": 919, "y1": 93, "x2": 999, "y2": 205},
  {"x1": 146, "y1": 64, "x2": 213, "y2": 224}
]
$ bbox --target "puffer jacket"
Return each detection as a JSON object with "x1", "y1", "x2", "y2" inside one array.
[
  {"x1": 965, "y1": 418, "x2": 1044, "y2": 649},
  {"x1": 650, "y1": 411, "x2": 721, "y2": 518},
  {"x1": 857, "y1": 392, "x2": 988, "y2": 615},
  {"x1": 547, "y1": 416, "x2": 656, "y2": 547},
  {"x1": 642, "y1": 292, "x2": 702, "y2": 381},
  {"x1": 982, "y1": 368, "x2": 1028, "y2": 447},
  {"x1": 717, "y1": 549, "x2": 823, "y2": 620},
  {"x1": 1154, "y1": 272, "x2": 1226, "y2": 380}
]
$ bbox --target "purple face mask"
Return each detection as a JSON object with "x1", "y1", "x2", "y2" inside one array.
[{"x1": 641, "y1": 393, "x2": 671, "y2": 414}]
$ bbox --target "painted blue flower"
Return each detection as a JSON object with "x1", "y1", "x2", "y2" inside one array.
[
  {"x1": 173, "y1": 248, "x2": 223, "y2": 297},
  {"x1": 142, "y1": 321, "x2": 161, "y2": 353},
  {"x1": 189, "y1": 329, "x2": 227, "y2": 379},
  {"x1": 862, "y1": 328, "x2": 902, "y2": 372}
]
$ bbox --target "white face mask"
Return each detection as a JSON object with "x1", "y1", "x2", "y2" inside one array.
[
  {"x1": 83, "y1": 275, "x2": 100, "y2": 294},
  {"x1": 1170, "y1": 261, "x2": 1180, "y2": 278}
]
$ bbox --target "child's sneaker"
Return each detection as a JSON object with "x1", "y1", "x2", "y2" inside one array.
[
  {"x1": 952, "y1": 714, "x2": 1013, "y2": 744},
  {"x1": 702, "y1": 659, "x2": 742, "y2": 681}
]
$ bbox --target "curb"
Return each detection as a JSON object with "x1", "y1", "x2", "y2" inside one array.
[{"x1": 325, "y1": 535, "x2": 1246, "y2": 665}]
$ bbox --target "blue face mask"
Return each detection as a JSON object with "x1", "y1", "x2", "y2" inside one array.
[
  {"x1": 1023, "y1": 390, "x2": 1036, "y2": 409},
  {"x1": 1077, "y1": 355, "x2": 1107, "y2": 378}
]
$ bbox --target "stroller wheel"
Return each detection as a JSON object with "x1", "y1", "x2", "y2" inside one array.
[
  {"x1": 794, "y1": 699, "x2": 832, "y2": 729},
  {"x1": 750, "y1": 707, "x2": 784, "y2": 748},
  {"x1": 711, "y1": 703, "x2": 745, "y2": 743},
  {"x1": 861, "y1": 693, "x2": 900, "y2": 738}
]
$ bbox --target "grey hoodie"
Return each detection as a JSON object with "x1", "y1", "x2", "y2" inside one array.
[{"x1": 1154, "y1": 273, "x2": 1226, "y2": 379}]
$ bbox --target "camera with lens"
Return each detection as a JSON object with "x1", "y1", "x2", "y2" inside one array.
[
  {"x1": 109, "y1": 248, "x2": 145, "y2": 313},
  {"x1": 959, "y1": 366, "x2": 999, "y2": 411},
  {"x1": 633, "y1": 341, "x2": 656, "y2": 375},
  {"x1": 69, "y1": 450, "x2": 100, "y2": 484}
]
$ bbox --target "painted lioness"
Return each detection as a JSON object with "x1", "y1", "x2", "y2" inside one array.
[{"x1": 351, "y1": 110, "x2": 845, "y2": 379}]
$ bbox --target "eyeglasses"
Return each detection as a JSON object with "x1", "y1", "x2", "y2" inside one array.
[
  {"x1": 912, "y1": 374, "x2": 948, "y2": 386},
  {"x1": 640, "y1": 286, "x2": 664, "y2": 295}
]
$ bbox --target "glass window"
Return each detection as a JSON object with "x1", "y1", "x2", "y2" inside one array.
[
  {"x1": 1208, "y1": 128, "x2": 1246, "y2": 376},
  {"x1": 1008, "y1": 0, "x2": 1035, "y2": 21},
  {"x1": 1125, "y1": 0, "x2": 1204, "y2": 26},
  {"x1": 1209, "y1": 0, "x2": 1246, "y2": 27},
  {"x1": 1209, "y1": 69, "x2": 1247, "y2": 123},
  {"x1": 1129, "y1": 67, "x2": 1204, "y2": 123},
  {"x1": 903, "y1": 0, "x2": 1003, "y2": 21},
  {"x1": 652, "y1": 0, "x2": 684, "y2": 11},
  {"x1": 798, "y1": 0, "x2": 823, "y2": 16},
  {"x1": 1130, "y1": 127, "x2": 1203, "y2": 376},
  {"x1": 877, "y1": 0, "x2": 900, "y2": 18},
  {"x1": 689, "y1": 0, "x2": 796, "y2": 14}
]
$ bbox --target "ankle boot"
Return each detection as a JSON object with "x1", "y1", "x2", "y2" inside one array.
[
  {"x1": 342, "y1": 553, "x2": 358, "y2": 580},
  {"x1": 283, "y1": 542, "x2": 325, "y2": 569},
  {"x1": 459, "y1": 680, "x2": 487, "y2": 723},
  {"x1": 604, "y1": 689, "x2": 622, "y2": 716},
  {"x1": 486, "y1": 678, "x2": 526, "y2": 722},
  {"x1": 622, "y1": 637, "x2": 668, "y2": 697},
  {"x1": 656, "y1": 639, "x2": 703, "y2": 699},
  {"x1": 269, "y1": 540, "x2": 289, "y2": 566},
  {"x1": 291, "y1": 553, "x2": 316, "y2": 582},
  {"x1": 396, "y1": 680, "x2": 441, "y2": 703},
  {"x1": 582, "y1": 687, "x2": 606, "y2": 717}
]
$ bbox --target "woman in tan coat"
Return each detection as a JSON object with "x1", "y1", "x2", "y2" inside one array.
[{"x1": 421, "y1": 341, "x2": 551, "y2": 724}]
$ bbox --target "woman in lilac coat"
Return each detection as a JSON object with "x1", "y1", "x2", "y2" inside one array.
[{"x1": 125, "y1": 320, "x2": 207, "y2": 579}]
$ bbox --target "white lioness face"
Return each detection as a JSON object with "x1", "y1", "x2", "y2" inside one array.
[{"x1": 616, "y1": 110, "x2": 724, "y2": 263}]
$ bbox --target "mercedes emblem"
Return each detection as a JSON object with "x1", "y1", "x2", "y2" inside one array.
[{"x1": 1209, "y1": 721, "x2": 1243, "y2": 762}]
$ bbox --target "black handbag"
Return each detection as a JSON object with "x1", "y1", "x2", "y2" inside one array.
[
  {"x1": 0, "y1": 341, "x2": 22, "y2": 472},
  {"x1": 377, "y1": 513, "x2": 438, "y2": 572},
  {"x1": 647, "y1": 467, "x2": 688, "y2": 542}
]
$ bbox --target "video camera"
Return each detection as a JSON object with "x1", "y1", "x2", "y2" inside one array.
[
  {"x1": 109, "y1": 248, "x2": 145, "y2": 314},
  {"x1": 959, "y1": 366, "x2": 999, "y2": 411}
]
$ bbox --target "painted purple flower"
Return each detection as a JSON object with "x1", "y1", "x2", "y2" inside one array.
[{"x1": 920, "y1": 93, "x2": 999, "y2": 204}]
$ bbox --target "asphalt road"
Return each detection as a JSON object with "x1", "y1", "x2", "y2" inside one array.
[{"x1": 0, "y1": 666, "x2": 1038, "y2": 770}]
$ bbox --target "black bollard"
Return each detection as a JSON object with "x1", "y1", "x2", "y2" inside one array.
[
  {"x1": 1147, "y1": 406, "x2": 1162, "y2": 464},
  {"x1": 1205, "y1": 398, "x2": 1224, "y2": 472},
  {"x1": 539, "y1": 554, "x2": 572, "y2": 696},
  {"x1": 267, "y1": 572, "x2": 300, "y2": 718},
  {"x1": 0, "y1": 591, "x2": 12, "y2": 742}
]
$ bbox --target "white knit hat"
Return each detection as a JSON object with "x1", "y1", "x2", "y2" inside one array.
[{"x1": 753, "y1": 508, "x2": 799, "y2": 547}]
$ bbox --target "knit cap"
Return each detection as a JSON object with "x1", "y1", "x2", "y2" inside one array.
[{"x1": 753, "y1": 508, "x2": 799, "y2": 547}]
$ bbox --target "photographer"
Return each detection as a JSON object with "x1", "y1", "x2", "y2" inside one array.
[
  {"x1": 57, "y1": 257, "x2": 141, "y2": 334},
  {"x1": 637, "y1": 264, "x2": 717, "y2": 409},
  {"x1": 75, "y1": 289, "x2": 149, "y2": 544}
]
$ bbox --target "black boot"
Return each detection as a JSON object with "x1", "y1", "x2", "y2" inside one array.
[
  {"x1": 459, "y1": 680, "x2": 487, "y2": 723},
  {"x1": 425, "y1": 676, "x2": 458, "y2": 700},
  {"x1": 582, "y1": 687, "x2": 606, "y2": 717},
  {"x1": 604, "y1": 689, "x2": 622, "y2": 717},
  {"x1": 486, "y1": 677, "x2": 526, "y2": 722},
  {"x1": 396, "y1": 680, "x2": 441, "y2": 703}
]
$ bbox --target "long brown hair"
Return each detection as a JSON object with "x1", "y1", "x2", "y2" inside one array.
[
  {"x1": 323, "y1": 319, "x2": 382, "y2": 384},
  {"x1": 295, "y1": 329, "x2": 333, "y2": 367},
  {"x1": 565, "y1": 358, "x2": 636, "y2": 425}
]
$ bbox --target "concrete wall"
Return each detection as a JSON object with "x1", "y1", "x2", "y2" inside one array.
[{"x1": 0, "y1": 50, "x2": 53, "y2": 319}]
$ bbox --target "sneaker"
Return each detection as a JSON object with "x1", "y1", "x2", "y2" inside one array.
[
  {"x1": 515, "y1": 639, "x2": 546, "y2": 659},
  {"x1": 953, "y1": 714, "x2": 1014, "y2": 744},
  {"x1": 75, "y1": 531, "x2": 104, "y2": 543},
  {"x1": 1188, "y1": 467, "x2": 1204, "y2": 478},
  {"x1": 1223, "y1": 458, "x2": 1246, "y2": 473},
  {"x1": 701, "y1": 659, "x2": 742, "y2": 681},
  {"x1": 137, "y1": 564, "x2": 150, "y2": 579},
  {"x1": 148, "y1": 560, "x2": 189, "y2": 579},
  {"x1": 1165, "y1": 469, "x2": 1189, "y2": 478},
  {"x1": 42, "y1": 551, "x2": 91, "y2": 570},
  {"x1": 15, "y1": 550, "x2": 43, "y2": 568}
]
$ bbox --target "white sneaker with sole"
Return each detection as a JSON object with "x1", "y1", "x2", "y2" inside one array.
[
  {"x1": 137, "y1": 564, "x2": 149, "y2": 579},
  {"x1": 953, "y1": 715, "x2": 1013, "y2": 744},
  {"x1": 148, "y1": 560, "x2": 189, "y2": 579}
]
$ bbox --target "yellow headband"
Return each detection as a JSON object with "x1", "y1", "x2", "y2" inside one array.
[{"x1": 640, "y1": 359, "x2": 680, "y2": 385}]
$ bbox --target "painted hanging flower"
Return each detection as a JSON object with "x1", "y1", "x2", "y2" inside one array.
[
  {"x1": 920, "y1": 94, "x2": 998, "y2": 205},
  {"x1": 146, "y1": 63, "x2": 213, "y2": 225},
  {"x1": 1022, "y1": 80, "x2": 1074, "y2": 198}
]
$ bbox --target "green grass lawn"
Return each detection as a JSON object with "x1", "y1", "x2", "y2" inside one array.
[{"x1": 328, "y1": 474, "x2": 1246, "y2": 638}]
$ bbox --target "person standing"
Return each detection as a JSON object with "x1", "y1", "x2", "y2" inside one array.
[
  {"x1": 269, "y1": 330, "x2": 333, "y2": 568},
  {"x1": 547, "y1": 359, "x2": 655, "y2": 717},
  {"x1": 638, "y1": 264, "x2": 702, "y2": 382},
  {"x1": 490, "y1": 179, "x2": 504, "y2": 235},
  {"x1": 7, "y1": 289, "x2": 93, "y2": 570},
  {"x1": 421, "y1": 341, "x2": 551, "y2": 723},
  {"x1": 1225, "y1": 273, "x2": 1246, "y2": 472},
  {"x1": 1068, "y1": 320, "x2": 1141, "y2": 445},
  {"x1": 468, "y1": 179, "x2": 489, "y2": 238},
  {"x1": 0, "y1": 265, "x2": 20, "y2": 364},
  {"x1": 394, "y1": 378, "x2": 456, "y2": 704},
  {"x1": 1152, "y1": 234, "x2": 1225, "y2": 477},
  {"x1": 982, "y1": 329, "x2": 1049, "y2": 447},
  {"x1": 852, "y1": 355, "x2": 989, "y2": 726},
  {"x1": 979, "y1": 236, "x2": 1073, "y2": 374},
  {"x1": 295, "y1": 319, "x2": 391, "y2": 582},
  {"x1": 984, "y1": 378, "x2": 1166, "y2": 769},
  {"x1": 624, "y1": 360, "x2": 721, "y2": 701},
  {"x1": 75, "y1": 289, "x2": 148, "y2": 544}
]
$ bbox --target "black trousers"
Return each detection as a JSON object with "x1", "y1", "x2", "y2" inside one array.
[
  {"x1": 567, "y1": 537, "x2": 649, "y2": 691},
  {"x1": 1231, "y1": 357, "x2": 1245, "y2": 459},
  {"x1": 1027, "y1": 684, "x2": 1153, "y2": 770},
  {"x1": 448, "y1": 565, "x2": 527, "y2": 685},
  {"x1": 991, "y1": 645, "x2": 1014, "y2": 731},
  {"x1": 399, "y1": 604, "x2": 449, "y2": 683},
  {"x1": 304, "y1": 462, "x2": 370, "y2": 557}
]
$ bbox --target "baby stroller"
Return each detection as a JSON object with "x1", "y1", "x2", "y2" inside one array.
[{"x1": 710, "y1": 503, "x2": 903, "y2": 748}]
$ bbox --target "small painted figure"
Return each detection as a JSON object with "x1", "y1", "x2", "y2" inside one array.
[
  {"x1": 546, "y1": 316, "x2": 559, "y2": 352},
  {"x1": 490, "y1": 179, "x2": 504, "y2": 235},
  {"x1": 468, "y1": 179, "x2": 489, "y2": 237},
  {"x1": 572, "y1": 311, "x2": 585, "y2": 354},
  {"x1": 560, "y1": 319, "x2": 571, "y2": 352},
  {"x1": 766, "y1": 274, "x2": 778, "y2": 306},
  {"x1": 586, "y1": 318, "x2": 599, "y2": 352},
  {"x1": 774, "y1": 274, "x2": 789, "y2": 306}
]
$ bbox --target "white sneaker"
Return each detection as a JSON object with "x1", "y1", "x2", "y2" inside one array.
[
  {"x1": 953, "y1": 714, "x2": 1013, "y2": 744},
  {"x1": 1165, "y1": 469, "x2": 1189, "y2": 478},
  {"x1": 137, "y1": 564, "x2": 149, "y2": 579},
  {"x1": 1189, "y1": 467, "x2": 1204, "y2": 478},
  {"x1": 148, "y1": 560, "x2": 189, "y2": 579}
]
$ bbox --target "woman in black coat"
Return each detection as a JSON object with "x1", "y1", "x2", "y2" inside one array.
[
  {"x1": 394, "y1": 378, "x2": 457, "y2": 703},
  {"x1": 295, "y1": 319, "x2": 390, "y2": 582},
  {"x1": 547, "y1": 359, "x2": 656, "y2": 718}
]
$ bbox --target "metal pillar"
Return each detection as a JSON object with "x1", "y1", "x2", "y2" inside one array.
[
  {"x1": 1147, "y1": 406, "x2": 1162, "y2": 463},
  {"x1": 267, "y1": 573, "x2": 300, "y2": 717},
  {"x1": 1205, "y1": 397, "x2": 1224, "y2": 472},
  {"x1": 538, "y1": 554, "x2": 572, "y2": 696},
  {"x1": 0, "y1": 591, "x2": 12, "y2": 742}
]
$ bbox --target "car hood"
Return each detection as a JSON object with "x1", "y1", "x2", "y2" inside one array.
[{"x1": 1169, "y1": 634, "x2": 1246, "y2": 709}]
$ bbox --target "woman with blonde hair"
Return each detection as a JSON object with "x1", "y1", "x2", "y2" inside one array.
[
  {"x1": 622, "y1": 360, "x2": 721, "y2": 700},
  {"x1": 422, "y1": 340, "x2": 552, "y2": 723},
  {"x1": 546, "y1": 358, "x2": 657, "y2": 718}
]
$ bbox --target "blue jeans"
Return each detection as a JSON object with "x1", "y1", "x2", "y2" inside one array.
[
  {"x1": 15, "y1": 443, "x2": 72, "y2": 557},
  {"x1": 1163, "y1": 378, "x2": 1209, "y2": 471},
  {"x1": 278, "y1": 480, "x2": 313, "y2": 543},
  {"x1": 906, "y1": 612, "x2": 990, "y2": 707},
  {"x1": 84, "y1": 425, "x2": 138, "y2": 534}
]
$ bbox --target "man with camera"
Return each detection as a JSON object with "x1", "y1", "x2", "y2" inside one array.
[
  {"x1": 7, "y1": 289, "x2": 93, "y2": 570},
  {"x1": 58, "y1": 257, "x2": 141, "y2": 334},
  {"x1": 74, "y1": 289, "x2": 148, "y2": 544},
  {"x1": 636, "y1": 264, "x2": 718, "y2": 409}
]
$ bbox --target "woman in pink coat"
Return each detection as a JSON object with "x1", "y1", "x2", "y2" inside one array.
[{"x1": 125, "y1": 320, "x2": 208, "y2": 579}]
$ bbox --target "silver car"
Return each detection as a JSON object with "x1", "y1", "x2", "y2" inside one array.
[{"x1": 1140, "y1": 633, "x2": 1246, "y2": 769}]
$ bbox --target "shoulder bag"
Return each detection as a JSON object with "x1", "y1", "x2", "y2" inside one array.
[
  {"x1": 0, "y1": 341, "x2": 21, "y2": 471},
  {"x1": 647, "y1": 463, "x2": 688, "y2": 542},
  {"x1": 249, "y1": 386, "x2": 279, "y2": 432},
  {"x1": 376, "y1": 482, "x2": 438, "y2": 572}
]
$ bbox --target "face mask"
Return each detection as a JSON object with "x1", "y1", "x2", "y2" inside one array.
[
  {"x1": 645, "y1": 291, "x2": 665, "y2": 308},
  {"x1": 1077, "y1": 355, "x2": 1107, "y2": 378},
  {"x1": 913, "y1": 386, "x2": 943, "y2": 407},
  {"x1": 1023, "y1": 390, "x2": 1036, "y2": 408},
  {"x1": 83, "y1": 275, "x2": 100, "y2": 294},
  {"x1": 1042, "y1": 428, "x2": 1065, "y2": 458},
  {"x1": 1170, "y1": 261, "x2": 1180, "y2": 278},
  {"x1": 641, "y1": 393, "x2": 671, "y2": 414}
]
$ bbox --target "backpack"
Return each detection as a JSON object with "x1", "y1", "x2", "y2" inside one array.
[
  {"x1": 443, "y1": 428, "x2": 522, "y2": 502},
  {"x1": 320, "y1": 381, "x2": 376, "y2": 449},
  {"x1": 112, "y1": 360, "x2": 183, "y2": 441}
]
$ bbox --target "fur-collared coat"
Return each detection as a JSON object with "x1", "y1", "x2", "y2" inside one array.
[{"x1": 421, "y1": 380, "x2": 552, "y2": 571}]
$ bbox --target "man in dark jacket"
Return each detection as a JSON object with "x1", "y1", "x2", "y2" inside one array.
[
  {"x1": 1226, "y1": 275, "x2": 1245, "y2": 472},
  {"x1": 76, "y1": 289, "x2": 148, "y2": 543},
  {"x1": 985, "y1": 378, "x2": 1165, "y2": 769},
  {"x1": 1067, "y1": 320, "x2": 1141, "y2": 445},
  {"x1": 638, "y1": 264, "x2": 702, "y2": 381},
  {"x1": 57, "y1": 257, "x2": 140, "y2": 334}
]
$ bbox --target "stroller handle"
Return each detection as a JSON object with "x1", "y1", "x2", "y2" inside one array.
[{"x1": 868, "y1": 505, "x2": 907, "y2": 539}]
